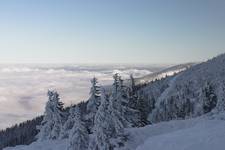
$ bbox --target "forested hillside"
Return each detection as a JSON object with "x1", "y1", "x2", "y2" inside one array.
[{"x1": 0, "y1": 116, "x2": 42, "y2": 150}]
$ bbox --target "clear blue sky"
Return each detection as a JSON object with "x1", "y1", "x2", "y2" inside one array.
[{"x1": 0, "y1": 0, "x2": 224, "y2": 64}]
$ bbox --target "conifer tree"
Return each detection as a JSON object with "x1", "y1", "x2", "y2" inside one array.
[
  {"x1": 89, "y1": 91, "x2": 113, "y2": 150},
  {"x1": 137, "y1": 93, "x2": 150, "y2": 126},
  {"x1": 202, "y1": 82, "x2": 217, "y2": 113},
  {"x1": 130, "y1": 74, "x2": 136, "y2": 95},
  {"x1": 68, "y1": 106, "x2": 89, "y2": 150},
  {"x1": 87, "y1": 77, "x2": 101, "y2": 112},
  {"x1": 128, "y1": 74, "x2": 138, "y2": 108},
  {"x1": 217, "y1": 83, "x2": 225, "y2": 111},
  {"x1": 111, "y1": 74, "x2": 141, "y2": 128},
  {"x1": 109, "y1": 74, "x2": 127, "y2": 131},
  {"x1": 50, "y1": 91, "x2": 65, "y2": 140},
  {"x1": 60, "y1": 107, "x2": 76, "y2": 139},
  {"x1": 36, "y1": 90, "x2": 64, "y2": 141},
  {"x1": 86, "y1": 77, "x2": 101, "y2": 132}
]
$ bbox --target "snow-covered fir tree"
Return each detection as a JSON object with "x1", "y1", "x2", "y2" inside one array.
[
  {"x1": 109, "y1": 73, "x2": 128, "y2": 131},
  {"x1": 128, "y1": 74, "x2": 138, "y2": 108},
  {"x1": 216, "y1": 81, "x2": 225, "y2": 111},
  {"x1": 110, "y1": 74, "x2": 141, "y2": 128},
  {"x1": 87, "y1": 77, "x2": 101, "y2": 112},
  {"x1": 86, "y1": 77, "x2": 101, "y2": 132},
  {"x1": 136, "y1": 93, "x2": 150, "y2": 126},
  {"x1": 36, "y1": 91, "x2": 55, "y2": 141},
  {"x1": 68, "y1": 106, "x2": 89, "y2": 150},
  {"x1": 202, "y1": 82, "x2": 217, "y2": 113},
  {"x1": 130, "y1": 74, "x2": 136, "y2": 93},
  {"x1": 126, "y1": 74, "x2": 144, "y2": 127},
  {"x1": 36, "y1": 90, "x2": 65, "y2": 141},
  {"x1": 89, "y1": 90, "x2": 114, "y2": 150},
  {"x1": 50, "y1": 91, "x2": 65, "y2": 139},
  {"x1": 60, "y1": 107, "x2": 76, "y2": 139}
]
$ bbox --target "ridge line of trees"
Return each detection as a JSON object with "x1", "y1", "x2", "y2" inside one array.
[{"x1": 37, "y1": 74, "x2": 149, "y2": 150}]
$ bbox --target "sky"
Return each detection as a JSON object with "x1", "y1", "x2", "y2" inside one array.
[{"x1": 0, "y1": 0, "x2": 224, "y2": 64}]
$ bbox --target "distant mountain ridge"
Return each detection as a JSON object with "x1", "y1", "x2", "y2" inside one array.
[{"x1": 135, "y1": 63, "x2": 195, "y2": 85}]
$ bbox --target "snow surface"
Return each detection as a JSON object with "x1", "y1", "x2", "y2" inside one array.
[
  {"x1": 5, "y1": 113, "x2": 225, "y2": 150},
  {"x1": 4, "y1": 140, "x2": 68, "y2": 150},
  {"x1": 135, "y1": 118, "x2": 225, "y2": 150}
]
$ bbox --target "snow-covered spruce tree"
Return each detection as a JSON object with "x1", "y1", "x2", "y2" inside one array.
[
  {"x1": 103, "y1": 73, "x2": 141, "y2": 130},
  {"x1": 89, "y1": 90, "x2": 114, "y2": 150},
  {"x1": 202, "y1": 82, "x2": 217, "y2": 114},
  {"x1": 50, "y1": 91, "x2": 65, "y2": 140},
  {"x1": 136, "y1": 93, "x2": 150, "y2": 126},
  {"x1": 68, "y1": 106, "x2": 89, "y2": 150},
  {"x1": 60, "y1": 107, "x2": 76, "y2": 139},
  {"x1": 121, "y1": 74, "x2": 142, "y2": 127},
  {"x1": 87, "y1": 77, "x2": 101, "y2": 112},
  {"x1": 128, "y1": 74, "x2": 138, "y2": 108},
  {"x1": 86, "y1": 77, "x2": 101, "y2": 132},
  {"x1": 216, "y1": 82, "x2": 225, "y2": 111},
  {"x1": 36, "y1": 91, "x2": 55, "y2": 141},
  {"x1": 109, "y1": 73, "x2": 129, "y2": 131},
  {"x1": 130, "y1": 74, "x2": 136, "y2": 94},
  {"x1": 36, "y1": 90, "x2": 65, "y2": 141}
]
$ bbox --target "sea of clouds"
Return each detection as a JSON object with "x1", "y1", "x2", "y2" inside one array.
[{"x1": 0, "y1": 64, "x2": 166, "y2": 129}]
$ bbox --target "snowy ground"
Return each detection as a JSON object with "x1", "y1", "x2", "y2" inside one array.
[
  {"x1": 4, "y1": 140, "x2": 68, "y2": 150},
  {"x1": 134, "y1": 116, "x2": 225, "y2": 150},
  {"x1": 5, "y1": 113, "x2": 225, "y2": 150}
]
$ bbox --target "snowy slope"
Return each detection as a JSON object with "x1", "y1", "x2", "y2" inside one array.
[
  {"x1": 139, "y1": 54, "x2": 225, "y2": 123},
  {"x1": 5, "y1": 113, "x2": 225, "y2": 150},
  {"x1": 136, "y1": 114, "x2": 225, "y2": 150},
  {"x1": 135, "y1": 63, "x2": 194, "y2": 85}
]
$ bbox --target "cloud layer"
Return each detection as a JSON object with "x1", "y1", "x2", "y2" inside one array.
[{"x1": 0, "y1": 64, "x2": 160, "y2": 129}]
